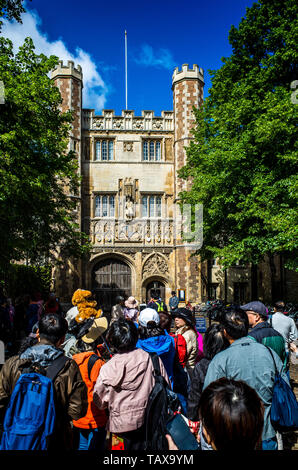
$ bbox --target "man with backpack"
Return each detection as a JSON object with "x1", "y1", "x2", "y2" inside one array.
[
  {"x1": 0, "y1": 313, "x2": 88, "y2": 450},
  {"x1": 147, "y1": 291, "x2": 168, "y2": 313}
]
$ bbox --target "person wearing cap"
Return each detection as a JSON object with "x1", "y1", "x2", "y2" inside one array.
[
  {"x1": 173, "y1": 308, "x2": 198, "y2": 376},
  {"x1": 70, "y1": 316, "x2": 109, "y2": 451},
  {"x1": 136, "y1": 308, "x2": 176, "y2": 386},
  {"x1": 203, "y1": 306, "x2": 290, "y2": 451},
  {"x1": 241, "y1": 301, "x2": 286, "y2": 363}
]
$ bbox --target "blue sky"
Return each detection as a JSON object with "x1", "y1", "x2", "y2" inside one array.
[{"x1": 2, "y1": 0, "x2": 255, "y2": 115}]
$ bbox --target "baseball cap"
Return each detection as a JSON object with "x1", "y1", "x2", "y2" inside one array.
[
  {"x1": 138, "y1": 308, "x2": 160, "y2": 327},
  {"x1": 240, "y1": 301, "x2": 268, "y2": 317}
]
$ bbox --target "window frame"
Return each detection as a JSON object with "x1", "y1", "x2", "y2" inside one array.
[
  {"x1": 94, "y1": 138, "x2": 114, "y2": 161},
  {"x1": 94, "y1": 194, "x2": 116, "y2": 218},
  {"x1": 142, "y1": 139, "x2": 162, "y2": 162}
]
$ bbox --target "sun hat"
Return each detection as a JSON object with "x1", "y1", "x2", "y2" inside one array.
[
  {"x1": 125, "y1": 296, "x2": 138, "y2": 309},
  {"x1": 81, "y1": 316, "x2": 109, "y2": 344},
  {"x1": 138, "y1": 308, "x2": 160, "y2": 327},
  {"x1": 173, "y1": 307, "x2": 195, "y2": 327},
  {"x1": 240, "y1": 301, "x2": 268, "y2": 317}
]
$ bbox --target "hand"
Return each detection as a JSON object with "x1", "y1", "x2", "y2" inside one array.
[
  {"x1": 289, "y1": 343, "x2": 297, "y2": 352},
  {"x1": 165, "y1": 434, "x2": 178, "y2": 450}
]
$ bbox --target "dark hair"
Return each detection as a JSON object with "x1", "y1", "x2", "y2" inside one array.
[
  {"x1": 106, "y1": 318, "x2": 138, "y2": 353},
  {"x1": 199, "y1": 377, "x2": 264, "y2": 451},
  {"x1": 38, "y1": 313, "x2": 68, "y2": 345},
  {"x1": 159, "y1": 312, "x2": 172, "y2": 333},
  {"x1": 18, "y1": 335, "x2": 39, "y2": 354},
  {"x1": 115, "y1": 296, "x2": 124, "y2": 303},
  {"x1": 274, "y1": 300, "x2": 285, "y2": 312},
  {"x1": 221, "y1": 307, "x2": 249, "y2": 340},
  {"x1": 138, "y1": 321, "x2": 165, "y2": 340},
  {"x1": 171, "y1": 291, "x2": 176, "y2": 296},
  {"x1": 151, "y1": 291, "x2": 160, "y2": 300},
  {"x1": 203, "y1": 323, "x2": 230, "y2": 360}
]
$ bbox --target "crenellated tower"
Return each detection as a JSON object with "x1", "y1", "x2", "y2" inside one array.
[
  {"x1": 172, "y1": 64, "x2": 205, "y2": 303},
  {"x1": 50, "y1": 61, "x2": 83, "y2": 298}
]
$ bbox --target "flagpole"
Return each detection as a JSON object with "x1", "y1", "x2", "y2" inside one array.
[{"x1": 125, "y1": 30, "x2": 128, "y2": 110}]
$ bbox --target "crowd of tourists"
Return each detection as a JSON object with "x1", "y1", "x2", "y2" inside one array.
[{"x1": 0, "y1": 288, "x2": 297, "y2": 452}]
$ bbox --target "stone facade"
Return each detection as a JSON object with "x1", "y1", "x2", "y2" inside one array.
[{"x1": 50, "y1": 61, "x2": 298, "y2": 311}]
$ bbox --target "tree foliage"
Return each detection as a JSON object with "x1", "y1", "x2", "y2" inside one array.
[
  {"x1": 0, "y1": 37, "x2": 90, "y2": 276},
  {"x1": 0, "y1": 0, "x2": 29, "y2": 31},
  {"x1": 180, "y1": 0, "x2": 298, "y2": 270}
]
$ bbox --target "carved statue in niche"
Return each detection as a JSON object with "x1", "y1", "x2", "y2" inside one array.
[{"x1": 125, "y1": 196, "x2": 134, "y2": 220}]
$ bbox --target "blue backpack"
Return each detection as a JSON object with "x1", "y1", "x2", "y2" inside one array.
[
  {"x1": 266, "y1": 346, "x2": 298, "y2": 432},
  {"x1": 0, "y1": 354, "x2": 69, "y2": 450}
]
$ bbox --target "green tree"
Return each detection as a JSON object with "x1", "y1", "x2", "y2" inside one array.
[
  {"x1": 0, "y1": 37, "x2": 90, "y2": 279},
  {"x1": 179, "y1": 0, "x2": 298, "y2": 279},
  {"x1": 0, "y1": 0, "x2": 29, "y2": 31}
]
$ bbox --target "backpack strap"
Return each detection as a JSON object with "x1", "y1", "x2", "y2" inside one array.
[
  {"x1": 87, "y1": 354, "x2": 101, "y2": 381},
  {"x1": 46, "y1": 354, "x2": 71, "y2": 382},
  {"x1": 149, "y1": 352, "x2": 161, "y2": 377}
]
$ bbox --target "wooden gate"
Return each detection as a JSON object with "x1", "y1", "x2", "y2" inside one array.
[{"x1": 92, "y1": 258, "x2": 131, "y2": 314}]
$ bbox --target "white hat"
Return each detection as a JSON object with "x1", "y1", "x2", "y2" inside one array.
[{"x1": 138, "y1": 308, "x2": 160, "y2": 327}]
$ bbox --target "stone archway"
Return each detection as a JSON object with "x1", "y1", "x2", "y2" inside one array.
[{"x1": 92, "y1": 257, "x2": 131, "y2": 314}]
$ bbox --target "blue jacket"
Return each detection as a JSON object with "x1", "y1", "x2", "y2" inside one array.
[
  {"x1": 136, "y1": 333, "x2": 175, "y2": 386},
  {"x1": 203, "y1": 336, "x2": 290, "y2": 442}
]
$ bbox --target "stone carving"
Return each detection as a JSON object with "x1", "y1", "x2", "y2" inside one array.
[
  {"x1": 123, "y1": 141, "x2": 134, "y2": 152},
  {"x1": 132, "y1": 119, "x2": 144, "y2": 130},
  {"x1": 125, "y1": 197, "x2": 134, "y2": 220},
  {"x1": 142, "y1": 253, "x2": 169, "y2": 278},
  {"x1": 93, "y1": 119, "x2": 104, "y2": 129}
]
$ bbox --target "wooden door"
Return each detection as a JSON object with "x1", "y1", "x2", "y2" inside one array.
[{"x1": 92, "y1": 258, "x2": 131, "y2": 314}]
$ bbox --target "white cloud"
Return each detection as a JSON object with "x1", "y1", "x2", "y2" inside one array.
[
  {"x1": 1, "y1": 8, "x2": 108, "y2": 111},
  {"x1": 134, "y1": 44, "x2": 175, "y2": 70}
]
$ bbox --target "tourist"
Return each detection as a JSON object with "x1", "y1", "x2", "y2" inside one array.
[
  {"x1": 158, "y1": 309, "x2": 188, "y2": 414},
  {"x1": 147, "y1": 291, "x2": 168, "y2": 313},
  {"x1": 44, "y1": 293, "x2": 63, "y2": 316},
  {"x1": 110, "y1": 296, "x2": 125, "y2": 324},
  {"x1": 136, "y1": 308, "x2": 176, "y2": 386},
  {"x1": 93, "y1": 318, "x2": 170, "y2": 451},
  {"x1": 24, "y1": 293, "x2": 40, "y2": 336},
  {"x1": 123, "y1": 296, "x2": 139, "y2": 322},
  {"x1": 173, "y1": 308, "x2": 198, "y2": 377},
  {"x1": 271, "y1": 300, "x2": 298, "y2": 359},
  {"x1": 187, "y1": 323, "x2": 230, "y2": 421},
  {"x1": 70, "y1": 316, "x2": 109, "y2": 451},
  {"x1": 167, "y1": 377, "x2": 264, "y2": 451},
  {"x1": 169, "y1": 291, "x2": 179, "y2": 314},
  {"x1": 0, "y1": 313, "x2": 88, "y2": 450},
  {"x1": 203, "y1": 306, "x2": 290, "y2": 450},
  {"x1": 241, "y1": 301, "x2": 286, "y2": 362}
]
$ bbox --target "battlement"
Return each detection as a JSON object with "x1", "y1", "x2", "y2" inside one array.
[
  {"x1": 51, "y1": 60, "x2": 83, "y2": 81},
  {"x1": 82, "y1": 109, "x2": 174, "y2": 131},
  {"x1": 172, "y1": 63, "x2": 204, "y2": 86}
]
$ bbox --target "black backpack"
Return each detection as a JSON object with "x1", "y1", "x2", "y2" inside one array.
[{"x1": 144, "y1": 353, "x2": 181, "y2": 451}]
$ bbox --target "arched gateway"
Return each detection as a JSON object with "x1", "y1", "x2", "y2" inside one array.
[{"x1": 92, "y1": 258, "x2": 131, "y2": 313}]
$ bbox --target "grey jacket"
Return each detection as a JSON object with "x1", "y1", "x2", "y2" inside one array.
[
  {"x1": 270, "y1": 313, "x2": 298, "y2": 351},
  {"x1": 203, "y1": 336, "x2": 290, "y2": 442}
]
